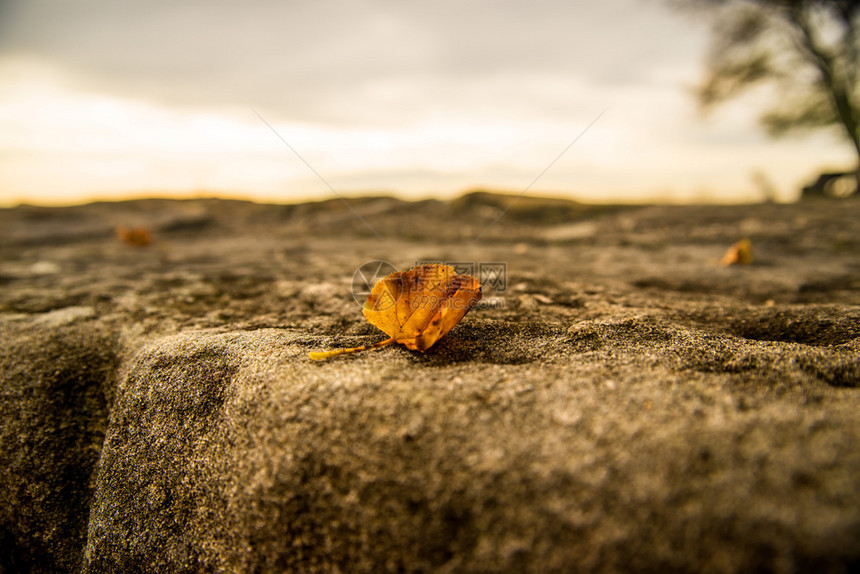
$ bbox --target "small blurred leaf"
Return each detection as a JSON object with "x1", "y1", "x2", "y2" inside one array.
[
  {"x1": 720, "y1": 238, "x2": 753, "y2": 266},
  {"x1": 116, "y1": 226, "x2": 152, "y2": 247}
]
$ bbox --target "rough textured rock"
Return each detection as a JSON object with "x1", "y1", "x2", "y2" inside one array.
[
  {"x1": 81, "y1": 326, "x2": 860, "y2": 573},
  {"x1": 1, "y1": 194, "x2": 859, "y2": 572},
  {"x1": 0, "y1": 320, "x2": 118, "y2": 573}
]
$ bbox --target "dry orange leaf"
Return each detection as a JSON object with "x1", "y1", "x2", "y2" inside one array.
[
  {"x1": 720, "y1": 238, "x2": 753, "y2": 266},
  {"x1": 309, "y1": 263, "x2": 482, "y2": 360}
]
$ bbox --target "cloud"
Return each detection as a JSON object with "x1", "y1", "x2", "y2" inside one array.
[
  {"x1": 1, "y1": 0, "x2": 850, "y2": 205},
  {"x1": 0, "y1": 0, "x2": 705, "y2": 125}
]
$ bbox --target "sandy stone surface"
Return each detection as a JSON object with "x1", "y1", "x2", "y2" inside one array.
[{"x1": 1, "y1": 193, "x2": 858, "y2": 572}]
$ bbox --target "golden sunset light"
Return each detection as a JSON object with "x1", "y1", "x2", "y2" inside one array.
[{"x1": 0, "y1": 0, "x2": 854, "y2": 206}]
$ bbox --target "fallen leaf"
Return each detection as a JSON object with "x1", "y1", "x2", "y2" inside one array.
[
  {"x1": 720, "y1": 238, "x2": 752, "y2": 266},
  {"x1": 116, "y1": 226, "x2": 153, "y2": 247},
  {"x1": 309, "y1": 264, "x2": 482, "y2": 360}
]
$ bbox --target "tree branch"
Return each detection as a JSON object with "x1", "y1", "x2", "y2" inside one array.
[{"x1": 788, "y1": 2, "x2": 860, "y2": 158}]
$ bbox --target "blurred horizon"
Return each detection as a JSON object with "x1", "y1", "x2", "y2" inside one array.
[
  {"x1": 0, "y1": 0, "x2": 855, "y2": 208},
  {"x1": 0, "y1": 186, "x2": 818, "y2": 210}
]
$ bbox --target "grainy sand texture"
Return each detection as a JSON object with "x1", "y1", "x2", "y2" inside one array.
[{"x1": 1, "y1": 193, "x2": 858, "y2": 572}]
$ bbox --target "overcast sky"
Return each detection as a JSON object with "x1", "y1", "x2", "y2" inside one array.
[{"x1": 0, "y1": 0, "x2": 853, "y2": 206}]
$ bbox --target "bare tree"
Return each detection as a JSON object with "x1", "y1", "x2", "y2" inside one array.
[{"x1": 688, "y1": 0, "x2": 860, "y2": 196}]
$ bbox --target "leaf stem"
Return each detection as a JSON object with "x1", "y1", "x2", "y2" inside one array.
[{"x1": 308, "y1": 337, "x2": 396, "y2": 360}]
